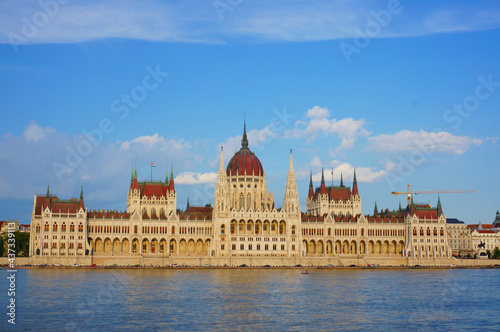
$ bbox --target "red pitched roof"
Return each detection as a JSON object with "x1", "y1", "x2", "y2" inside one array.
[
  {"x1": 313, "y1": 187, "x2": 352, "y2": 201},
  {"x1": 186, "y1": 206, "x2": 213, "y2": 213}
]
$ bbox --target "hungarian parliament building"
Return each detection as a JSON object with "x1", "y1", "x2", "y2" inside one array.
[{"x1": 29, "y1": 123, "x2": 452, "y2": 266}]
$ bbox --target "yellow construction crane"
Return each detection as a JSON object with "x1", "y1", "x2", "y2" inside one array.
[{"x1": 391, "y1": 184, "x2": 476, "y2": 207}]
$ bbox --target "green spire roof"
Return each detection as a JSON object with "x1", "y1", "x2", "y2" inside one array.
[
  {"x1": 80, "y1": 185, "x2": 84, "y2": 200},
  {"x1": 170, "y1": 163, "x2": 174, "y2": 181},
  {"x1": 165, "y1": 166, "x2": 169, "y2": 183}
]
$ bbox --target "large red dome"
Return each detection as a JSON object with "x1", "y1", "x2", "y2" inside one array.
[
  {"x1": 226, "y1": 148, "x2": 263, "y2": 176},
  {"x1": 226, "y1": 121, "x2": 264, "y2": 176}
]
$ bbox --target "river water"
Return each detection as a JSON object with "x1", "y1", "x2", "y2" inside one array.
[{"x1": 1, "y1": 268, "x2": 498, "y2": 331}]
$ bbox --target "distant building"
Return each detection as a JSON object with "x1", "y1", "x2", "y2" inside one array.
[
  {"x1": 467, "y1": 211, "x2": 500, "y2": 254},
  {"x1": 446, "y1": 218, "x2": 473, "y2": 256},
  {"x1": 0, "y1": 219, "x2": 19, "y2": 234}
]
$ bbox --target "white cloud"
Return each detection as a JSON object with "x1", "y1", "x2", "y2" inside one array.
[
  {"x1": 22, "y1": 121, "x2": 56, "y2": 143},
  {"x1": 306, "y1": 162, "x2": 387, "y2": 184},
  {"x1": 175, "y1": 172, "x2": 217, "y2": 185},
  {"x1": 368, "y1": 130, "x2": 482, "y2": 155},
  {"x1": 0, "y1": 122, "x2": 201, "y2": 203},
  {"x1": 121, "y1": 133, "x2": 191, "y2": 152},
  {"x1": 1, "y1": 1, "x2": 499, "y2": 45},
  {"x1": 285, "y1": 106, "x2": 369, "y2": 151},
  {"x1": 216, "y1": 124, "x2": 280, "y2": 165}
]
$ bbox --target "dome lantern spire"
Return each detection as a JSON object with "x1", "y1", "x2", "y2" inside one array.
[{"x1": 241, "y1": 118, "x2": 249, "y2": 149}]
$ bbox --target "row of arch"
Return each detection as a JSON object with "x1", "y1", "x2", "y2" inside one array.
[
  {"x1": 303, "y1": 239, "x2": 405, "y2": 255},
  {"x1": 88, "y1": 237, "x2": 211, "y2": 255},
  {"x1": 226, "y1": 220, "x2": 289, "y2": 235},
  {"x1": 413, "y1": 227, "x2": 445, "y2": 236}
]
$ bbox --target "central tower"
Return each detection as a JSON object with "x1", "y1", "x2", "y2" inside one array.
[{"x1": 225, "y1": 121, "x2": 273, "y2": 211}]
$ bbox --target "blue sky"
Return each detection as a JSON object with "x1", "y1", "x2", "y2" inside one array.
[{"x1": 1, "y1": 0, "x2": 499, "y2": 224}]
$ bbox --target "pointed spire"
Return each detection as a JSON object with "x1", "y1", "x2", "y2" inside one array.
[
  {"x1": 437, "y1": 195, "x2": 443, "y2": 216},
  {"x1": 79, "y1": 185, "x2": 84, "y2": 210},
  {"x1": 241, "y1": 118, "x2": 249, "y2": 149},
  {"x1": 340, "y1": 172, "x2": 344, "y2": 187},
  {"x1": 165, "y1": 166, "x2": 169, "y2": 183},
  {"x1": 288, "y1": 149, "x2": 294, "y2": 175},
  {"x1": 374, "y1": 201, "x2": 378, "y2": 216},
  {"x1": 131, "y1": 165, "x2": 134, "y2": 181},
  {"x1": 187, "y1": 195, "x2": 190, "y2": 209},
  {"x1": 218, "y1": 146, "x2": 226, "y2": 176},
  {"x1": 134, "y1": 159, "x2": 138, "y2": 179},
  {"x1": 308, "y1": 171, "x2": 314, "y2": 198},
  {"x1": 398, "y1": 201, "x2": 402, "y2": 211},
  {"x1": 46, "y1": 184, "x2": 50, "y2": 198},
  {"x1": 352, "y1": 168, "x2": 359, "y2": 196},
  {"x1": 320, "y1": 167, "x2": 326, "y2": 195},
  {"x1": 169, "y1": 163, "x2": 175, "y2": 191}
]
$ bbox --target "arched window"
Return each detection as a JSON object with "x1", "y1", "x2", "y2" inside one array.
[
  {"x1": 134, "y1": 225, "x2": 138, "y2": 234},
  {"x1": 171, "y1": 226, "x2": 175, "y2": 234},
  {"x1": 70, "y1": 223, "x2": 75, "y2": 232},
  {"x1": 53, "y1": 223, "x2": 57, "y2": 232},
  {"x1": 78, "y1": 223, "x2": 83, "y2": 232},
  {"x1": 44, "y1": 223, "x2": 49, "y2": 231},
  {"x1": 433, "y1": 228, "x2": 437, "y2": 236},
  {"x1": 420, "y1": 228, "x2": 424, "y2": 236},
  {"x1": 328, "y1": 228, "x2": 331, "y2": 236},
  {"x1": 239, "y1": 194, "x2": 244, "y2": 210},
  {"x1": 221, "y1": 224, "x2": 225, "y2": 234},
  {"x1": 61, "y1": 223, "x2": 66, "y2": 232},
  {"x1": 427, "y1": 228, "x2": 431, "y2": 236},
  {"x1": 292, "y1": 226, "x2": 296, "y2": 235},
  {"x1": 413, "y1": 228, "x2": 417, "y2": 236},
  {"x1": 440, "y1": 228, "x2": 444, "y2": 236}
]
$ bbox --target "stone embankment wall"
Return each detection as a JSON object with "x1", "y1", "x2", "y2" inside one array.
[{"x1": 2, "y1": 256, "x2": 499, "y2": 267}]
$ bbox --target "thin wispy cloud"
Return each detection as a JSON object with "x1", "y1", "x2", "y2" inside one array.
[
  {"x1": 1, "y1": 0, "x2": 500, "y2": 46},
  {"x1": 368, "y1": 130, "x2": 483, "y2": 155}
]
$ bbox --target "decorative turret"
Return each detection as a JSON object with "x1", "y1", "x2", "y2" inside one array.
[
  {"x1": 320, "y1": 168, "x2": 326, "y2": 195},
  {"x1": 214, "y1": 146, "x2": 229, "y2": 213},
  {"x1": 169, "y1": 164, "x2": 175, "y2": 191},
  {"x1": 437, "y1": 195, "x2": 442, "y2": 216},
  {"x1": 308, "y1": 171, "x2": 314, "y2": 199},
  {"x1": 352, "y1": 168, "x2": 359, "y2": 196},
  {"x1": 79, "y1": 185, "x2": 84, "y2": 210},
  {"x1": 340, "y1": 172, "x2": 344, "y2": 187},
  {"x1": 374, "y1": 201, "x2": 378, "y2": 216},
  {"x1": 283, "y1": 149, "x2": 299, "y2": 213},
  {"x1": 44, "y1": 184, "x2": 51, "y2": 210}
]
